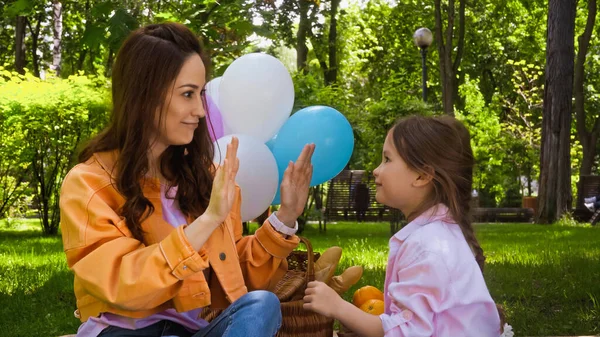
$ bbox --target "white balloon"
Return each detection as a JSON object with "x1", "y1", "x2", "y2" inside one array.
[
  {"x1": 222, "y1": 120, "x2": 234, "y2": 137},
  {"x1": 206, "y1": 77, "x2": 222, "y2": 107},
  {"x1": 219, "y1": 53, "x2": 294, "y2": 143},
  {"x1": 212, "y1": 134, "x2": 279, "y2": 222},
  {"x1": 209, "y1": 78, "x2": 234, "y2": 137}
]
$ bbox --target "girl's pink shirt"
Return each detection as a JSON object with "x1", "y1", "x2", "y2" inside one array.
[{"x1": 380, "y1": 204, "x2": 501, "y2": 337}]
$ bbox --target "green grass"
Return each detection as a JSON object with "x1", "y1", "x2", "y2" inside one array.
[
  {"x1": 0, "y1": 219, "x2": 77, "y2": 337},
  {"x1": 2, "y1": 219, "x2": 600, "y2": 336}
]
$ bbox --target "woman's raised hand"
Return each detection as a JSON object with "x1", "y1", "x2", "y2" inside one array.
[{"x1": 204, "y1": 137, "x2": 240, "y2": 225}]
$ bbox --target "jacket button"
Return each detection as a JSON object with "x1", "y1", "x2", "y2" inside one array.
[{"x1": 219, "y1": 252, "x2": 226, "y2": 261}]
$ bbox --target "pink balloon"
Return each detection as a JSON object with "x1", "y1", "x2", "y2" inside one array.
[{"x1": 206, "y1": 94, "x2": 224, "y2": 142}]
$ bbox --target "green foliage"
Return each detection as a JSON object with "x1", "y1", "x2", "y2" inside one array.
[
  {"x1": 458, "y1": 76, "x2": 521, "y2": 206},
  {"x1": 292, "y1": 71, "x2": 431, "y2": 171},
  {"x1": 151, "y1": 0, "x2": 258, "y2": 76},
  {"x1": 0, "y1": 68, "x2": 110, "y2": 234},
  {"x1": 555, "y1": 212, "x2": 588, "y2": 227},
  {"x1": 354, "y1": 90, "x2": 431, "y2": 171},
  {"x1": 337, "y1": 0, "x2": 434, "y2": 102},
  {"x1": 3, "y1": 0, "x2": 600, "y2": 212}
]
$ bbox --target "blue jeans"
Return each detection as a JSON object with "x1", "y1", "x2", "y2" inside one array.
[{"x1": 98, "y1": 291, "x2": 282, "y2": 337}]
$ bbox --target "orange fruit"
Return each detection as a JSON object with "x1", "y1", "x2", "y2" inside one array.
[
  {"x1": 352, "y1": 285, "x2": 384, "y2": 307},
  {"x1": 360, "y1": 299, "x2": 385, "y2": 315}
]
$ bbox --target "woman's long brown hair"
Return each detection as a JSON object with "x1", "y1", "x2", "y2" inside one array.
[
  {"x1": 79, "y1": 23, "x2": 214, "y2": 242},
  {"x1": 390, "y1": 115, "x2": 506, "y2": 329}
]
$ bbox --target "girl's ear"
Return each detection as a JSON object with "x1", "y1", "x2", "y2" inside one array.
[{"x1": 413, "y1": 165, "x2": 434, "y2": 187}]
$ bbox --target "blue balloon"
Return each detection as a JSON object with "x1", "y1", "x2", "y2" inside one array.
[
  {"x1": 272, "y1": 190, "x2": 281, "y2": 206},
  {"x1": 269, "y1": 106, "x2": 354, "y2": 195},
  {"x1": 268, "y1": 139, "x2": 282, "y2": 205}
]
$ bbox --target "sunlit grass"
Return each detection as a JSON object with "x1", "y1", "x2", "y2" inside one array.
[
  {"x1": 299, "y1": 222, "x2": 600, "y2": 336},
  {"x1": 0, "y1": 220, "x2": 76, "y2": 337},
  {"x1": 2, "y1": 219, "x2": 599, "y2": 336}
]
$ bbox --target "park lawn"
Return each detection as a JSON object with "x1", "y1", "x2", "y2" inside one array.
[{"x1": 1, "y1": 219, "x2": 599, "y2": 336}]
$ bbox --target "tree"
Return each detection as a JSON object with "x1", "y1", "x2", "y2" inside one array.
[
  {"x1": 51, "y1": 0, "x2": 62, "y2": 76},
  {"x1": 325, "y1": 0, "x2": 339, "y2": 84},
  {"x1": 6, "y1": 0, "x2": 48, "y2": 76},
  {"x1": 0, "y1": 115, "x2": 30, "y2": 218},
  {"x1": 574, "y1": 0, "x2": 598, "y2": 177},
  {"x1": 434, "y1": 0, "x2": 466, "y2": 115},
  {"x1": 0, "y1": 70, "x2": 110, "y2": 234},
  {"x1": 308, "y1": 0, "x2": 340, "y2": 84},
  {"x1": 15, "y1": 16, "x2": 26, "y2": 74},
  {"x1": 502, "y1": 60, "x2": 544, "y2": 197},
  {"x1": 296, "y1": 0, "x2": 312, "y2": 73},
  {"x1": 259, "y1": 0, "x2": 310, "y2": 73},
  {"x1": 537, "y1": 0, "x2": 577, "y2": 224}
]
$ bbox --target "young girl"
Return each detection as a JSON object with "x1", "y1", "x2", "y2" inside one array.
[
  {"x1": 60, "y1": 22, "x2": 314, "y2": 337},
  {"x1": 303, "y1": 115, "x2": 505, "y2": 336}
]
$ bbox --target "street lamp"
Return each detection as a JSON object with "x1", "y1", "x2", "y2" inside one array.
[{"x1": 413, "y1": 27, "x2": 433, "y2": 102}]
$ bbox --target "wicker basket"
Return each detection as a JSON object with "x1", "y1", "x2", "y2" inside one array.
[{"x1": 200, "y1": 237, "x2": 334, "y2": 337}]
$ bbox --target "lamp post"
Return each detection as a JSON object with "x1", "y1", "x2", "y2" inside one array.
[{"x1": 413, "y1": 27, "x2": 433, "y2": 102}]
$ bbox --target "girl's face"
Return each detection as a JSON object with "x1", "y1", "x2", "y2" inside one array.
[
  {"x1": 373, "y1": 131, "x2": 431, "y2": 216},
  {"x1": 154, "y1": 53, "x2": 207, "y2": 150}
]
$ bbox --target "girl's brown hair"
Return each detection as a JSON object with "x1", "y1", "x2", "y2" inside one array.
[
  {"x1": 391, "y1": 115, "x2": 484, "y2": 269},
  {"x1": 79, "y1": 22, "x2": 214, "y2": 242},
  {"x1": 391, "y1": 115, "x2": 506, "y2": 329}
]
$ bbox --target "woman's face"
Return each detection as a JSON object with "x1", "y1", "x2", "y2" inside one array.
[{"x1": 154, "y1": 53, "x2": 207, "y2": 150}]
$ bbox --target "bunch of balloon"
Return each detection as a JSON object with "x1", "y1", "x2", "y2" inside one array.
[{"x1": 207, "y1": 53, "x2": 354, "y2": 222}]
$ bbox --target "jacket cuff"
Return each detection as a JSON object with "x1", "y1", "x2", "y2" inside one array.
[
  {"x1": 159, "y1": 226, "x2": 209, "y2": 280},
  {"x1": 379, "y1": 310, "x2": 414, "y2": 333},
  {"x1": 254, "y1": 219, "x2": 299, "y2": 258}
]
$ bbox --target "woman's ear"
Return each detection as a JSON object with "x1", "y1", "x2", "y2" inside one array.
[{"x1": 413, "y1": 166, "x2": 434, "y2": 187}]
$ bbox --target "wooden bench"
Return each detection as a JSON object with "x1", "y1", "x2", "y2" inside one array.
[
  {"x1": 574, "y1": 175, "x2": 600, "y2": 225},
  {"x1": 323, "y1": 170, "x2": 402, "y2": 232},
  {"x1": 473, "y1": 207, "x2": 534, "y2": 223}
]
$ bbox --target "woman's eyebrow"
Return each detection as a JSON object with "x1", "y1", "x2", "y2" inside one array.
[{"x1": 177, "y1": 84, "x2": 199, "y2": 89}]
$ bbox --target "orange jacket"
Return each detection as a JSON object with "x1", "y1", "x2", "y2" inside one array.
[{"x1": 60, "y1": 151, "x2": 299, "y2": 322}]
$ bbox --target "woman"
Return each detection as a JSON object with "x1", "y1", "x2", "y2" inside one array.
[{"x1": 60, "y1": 22, "x2": 314, "y2": 337}]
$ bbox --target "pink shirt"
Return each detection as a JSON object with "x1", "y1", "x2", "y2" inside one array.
[{"x1": 379, "y1": 204, "x2": 501, "y2": 337}]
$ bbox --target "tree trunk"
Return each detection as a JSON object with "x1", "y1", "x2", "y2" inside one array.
[
  {"x1": 196, "y1": 3, "x2": 220, "y2": 78},
  {"x1": 77, "y1": 49, "x2": 87, "y2": 72},
  {"x1": 15, "y1": 16, "x2": 27, "y2": 74},
  {"x1": 296, "y1": 0, "x2": 310, "y2": 74},
  {"x1": 580, "y1": 142, "x2": 597, "y2": 176},
  {"x1": 89, "y1": 49, "x2": 95, "y2": 74},
  {"x1": 435, "y1": 0, "x2": 452, "y2": 114},
  {"x1": 52, "y1": 0, "x2": 63, "y2": 76},
  {"x1": 452, "y1": 0, "x2": 466, "y2": 111},
  {"x1": 527, "y1": 163, "x2": 533, "y2": 196},
  {"x1": 105, "y1": 48, "x2": 114, "y2": 77},
  {"x1": 434, "y1": 0, "x2": 465, "y2": 116},
  {"x1": 575, "y1": 0, "x2": 598, "y2": 178},
  {"x1": 27, "y1": 14, "x2": 43, "y2": 77},
  {"x1": 324, "y1": 0, "x2": 339, "y2": 85},
  {"x1": 76, "y1": 0, "x2": 91, "y2": 73},
  {"x1": 537, "y1": 0, "x2": 577, "y2": 224}
]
